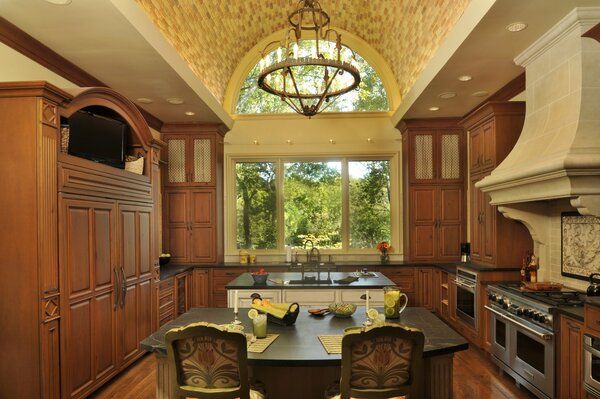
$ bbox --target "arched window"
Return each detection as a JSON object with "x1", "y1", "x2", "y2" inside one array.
[{"x1": 236, "y1": 40, "x2": 389, "y2": 114}]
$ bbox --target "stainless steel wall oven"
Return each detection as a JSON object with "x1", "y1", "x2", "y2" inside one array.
[
  {"x1": 584, "y1": 334, "x2": 600, "y2": 397},
  {"x1": 455, "y1": 267, "x2": 478, "y2": 328}
]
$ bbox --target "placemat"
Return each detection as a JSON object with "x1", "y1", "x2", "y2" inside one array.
[
  {"x1": 318, "y1": 335, "x2": 342, "y2": 354},
  {"x1": 247, "y1": 334, "x2": 279, "y2": 353}
]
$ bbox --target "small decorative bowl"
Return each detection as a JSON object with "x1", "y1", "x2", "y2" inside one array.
[
  {"x1": 159, "y1": 255, "x2": 171, "y2": 266},
  {"x1": 328, "y1": 302, "x2": 357, "y2": 318},
  {"x1": 251, "y1": 273, "x2": 269, "y2": 284}
]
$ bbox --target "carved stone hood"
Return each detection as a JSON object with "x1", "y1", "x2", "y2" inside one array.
[{"x1": 477, "y1": 8, "x2": 600, "y2": 217}]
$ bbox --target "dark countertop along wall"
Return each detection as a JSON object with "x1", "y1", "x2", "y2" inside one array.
[{"x1": 159, "y1": 260, "x2": 521, "y2": 280}]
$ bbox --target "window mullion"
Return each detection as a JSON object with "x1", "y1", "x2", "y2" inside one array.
[
  {"x1": 277, "y1": 159, "x2": 285, "y2": 252},
  {"x1": 341, "y1": 158, "x2": 349, "y2": 251}
]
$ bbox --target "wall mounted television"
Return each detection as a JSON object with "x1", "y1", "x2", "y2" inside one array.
[{"x1": 67, "y1": 110, "x2": 128, "y2": 169}]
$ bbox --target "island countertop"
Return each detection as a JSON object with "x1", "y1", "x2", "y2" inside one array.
[{"x1": 225, "y1": 271, "x2": 396, "y2": 289}]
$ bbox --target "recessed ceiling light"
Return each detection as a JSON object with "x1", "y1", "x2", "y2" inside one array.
[
  {"x1": 44, "y1": 0, "x2": 72, "y2": 5},
  {"x1": 506, "y1": 22, "x2": 528, "y2": 32},
  {"x1": 136, "y1": 97, "x2": 153, "y2": 104},
  {"x1": 438, "y1": 92, "x2": 456, "y2": 100},
  {"x1": 457, "y1": 75, "x2": 472, "y2": 82},
  {"x1": 472, "y1": 91, "x2": 490, "y2": 97},
  {"x1": 428, "y1": 106, "x2": 440, "y2": 111},
  {"x1": 167, "y1": 97, "x2": 184, "y2": 105},
  {"x1": 184, "y1": 111, "x2": 195, "y2": 116}
]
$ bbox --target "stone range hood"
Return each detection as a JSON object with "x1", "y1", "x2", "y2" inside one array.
[{"x1": 477, "y1": 7, "x2": 600, "y2": 218}]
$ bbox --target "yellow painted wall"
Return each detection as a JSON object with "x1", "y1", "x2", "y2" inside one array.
[{"x1": 223, "y1": 113, "x2": 405, "y2": 262}]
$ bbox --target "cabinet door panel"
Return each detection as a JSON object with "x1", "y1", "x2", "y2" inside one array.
[
  {"x1": 65, "y1": 207, "x2": 92, "y2": 296},
  {"x1": 410, "y1": 133, "x2": 435, "y2": 183},
  {"x1": 482, "y1": 191, "x2": 496, "y2": 263},
  {"x1": 191, "y1": 190, "x2": 214, "y2": 224},
  {"x1": 412, "y1": 188, "x2": 435, "y2": 223},
  {"x1": 165, "y1": 190, "x2": 188, "y2": 224},
  {"x1": 439, "y1": 133, "x2": 462, "y2": 182},
  {"x1": 439, "y1": 187, "x2": 462, "y2": 223},
  {"x1": 66, "y1": 299, "x2": 93, "y2": 396},
  {"x1": 167, "y1": 227, "x2": 189, "y2": 262},
  {"x1": 138, "y1": 209, "x2": 152, "y2": 276},
  {"x1": 191, "y1": 226, "x2": 215, "y2": 262},
  {"x1": 191, "y1": 137, "x2": 213, "y2": 185},
  {"x1": 470, "y1": 128, "x2": 483, "y2": 172},
  {"x1": 120, "y1": 209, "x2": 137, "y2": 279},
  {"x1": 192, "y1": 269, "x2": 210, "y2": 308},
  {"x1": 470, "y1": 180, "x2": 482, "y2": 261},
  {"x1": 94, "y1": 208, "x2": 113, "y2": 288},
  {"x1": 413, "y1": 225, "x2": 435, "y2": 258},
  {"x1": 166, "y1": 137, "x2": 188, "y2": 185},
  {"x1": 118, "y1": 284, "x2": 139, "y2": 366},
  {"x1": 438, "y1": 224, "x2": 462, "y2": 259},
  {"x1": 481, "y1": 120, "x2": 495, "y2": 170},
  {"x1": 94, "y1": 292, "x2": 116, "y2": 380},
  {"x1": 137, "y1": 279, "x2": 153, "y2": 343}
]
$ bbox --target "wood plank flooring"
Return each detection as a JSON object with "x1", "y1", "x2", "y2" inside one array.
[{"x1": 90, "y1": 346, "x2": 537, "y2": 399}]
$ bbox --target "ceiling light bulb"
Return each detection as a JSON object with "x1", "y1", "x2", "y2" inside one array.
[
  {"x1": 184, "y1": 111, "x2": 195, "y2": 116},
  {"x1": 367, "y1": 138, "x2": 373, "y2": 143},
  {"x1": 167, "y1": 97, "x2": 184, "y2": 105},
  {"x1": 253, "y1": 140, "x2": 259, "y2": 145},
  {"x1": 429, "y1": 106, "x2": 440, "y2": 111},
  {"x1": 136, "y1": 97, "x2": 153, "y2": 104},
  {"x1": 286, "y1": 140, "x2": 293, "y2": 145},
  {"x1": 457, "y1": 75, "x2": 472, "y2": 82},
  {"x1": 506, "y1": 22, "x2": 528, "y2": 32},
  {"x1": 472, "y1": 91, "x2": 489, "y2": 97},
  {"x1": 329, "y1": 139, "x2": 336, "y2": 144},
  {"x1": 438, "y1": 92, "x2": 457, "y2": 99}
]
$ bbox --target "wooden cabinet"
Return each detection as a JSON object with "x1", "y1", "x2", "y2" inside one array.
[
  {"x1": 175, "y1": 272, "x2": 191, "y2": 316},
  {"x1": 192, "y1": 268, "x2": 210, "y2": 308},
  {"x1": 0, "y1": 83, "x2": 160, "y2": 399},
  {"x1": 380, "y1": 268, "x2": 416, "y2": 306},
  {"x1": 164, "y1": 133, "x2": 216, "y2": 186},
  {"x1": 158, "y1": 278, "x2": 175, "y2": 327},
  {"x1": 416, "y1": 268, "x2": 434, "y2": 310},
  {"x1": 398, "y1": 119, "x2": 466, "y2": 262},
  {"x1": 410, "y1": 186, "x2": 464, "y2": 261},
  {"x1": 559, "y1": 315, "x2": 584, "y2": 399},
  {"x1": 212, "y1": 268, "x2": 247, "y2": 307},
  {"x1": 162, "y1": 124, "x2": 226, "y2": 264},
  {"x1": 461, "y1": 102, "x2": 533, "y2": 267},
  {"x1": 164, "y1": 188, "x2": 216, "y2": 263}
]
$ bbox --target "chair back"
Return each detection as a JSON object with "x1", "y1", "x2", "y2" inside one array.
[
  {"x1": 340, "y1": 325, "x2": 425, "y2": 399},
  {"x1": 165, "y1": 322, "x2": 250, "y2": 399}
]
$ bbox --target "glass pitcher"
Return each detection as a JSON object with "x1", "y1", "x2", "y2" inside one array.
[{"x1": 383, "y1": 286, "x2": 408, "y2": 319}]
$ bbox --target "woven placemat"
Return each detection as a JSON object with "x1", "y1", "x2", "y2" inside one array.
[
  {"x1": 318, "y1": 335, "x2": 342, "y2": 354},
  {"x1": 247, "y1": 334, "x2": 279, "y2": 353}
]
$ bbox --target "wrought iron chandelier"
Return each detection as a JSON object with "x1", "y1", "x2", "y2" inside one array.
[{"x1": 257, "y1": 0, "x2": 361, "y2": 118}]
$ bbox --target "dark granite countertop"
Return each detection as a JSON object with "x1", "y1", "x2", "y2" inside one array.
[
  {"x1": 141, "y1": 307, "x2": 468, "y2": 365},
  {"x1": 552, "y1": 306, "x2": 585, "y2": 322},
  {"x1": 159, "y1": 260, "x2": 518, "y2": 280},
  {"x1": 225, "y1": 272, "x2": 395, "y2": 289},
  {"x1": 586, "y1": 297, "x2": 600, "y2": 307}
]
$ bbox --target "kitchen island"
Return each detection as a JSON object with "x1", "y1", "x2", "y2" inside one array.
[
  {"x1": 141, "y1": 307, "x2": 468, "y2": 399},
  {"x1": 226, "y1": 271, "x2": 397, "y2": 307}
]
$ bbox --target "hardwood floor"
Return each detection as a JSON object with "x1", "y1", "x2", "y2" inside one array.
[{"x1": 91, "y1": 347, "x2": 537, "y2": 399}]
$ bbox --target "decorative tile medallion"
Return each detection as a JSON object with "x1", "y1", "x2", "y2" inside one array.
[{"x1": 561, "y1": 213, "x2": 600, "y2": 280}]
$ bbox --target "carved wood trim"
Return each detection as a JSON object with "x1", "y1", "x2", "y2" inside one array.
[
  {"x1": 41, "y1": 295, "x2": 60, "y2": 323},
  {"x1": 0, "y1": 17, "x2": 163, "y2": 131},
  {"x1": 161, "y1": 122, "x2": 230, "y2": 137}
]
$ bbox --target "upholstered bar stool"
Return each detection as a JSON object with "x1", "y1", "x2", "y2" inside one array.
[
  {"x1": 324, "y1": 325, "x2": 425, "y2": 399},
  {"x1": 165, "y1": 322, "x2": 265, "y2": 399}
]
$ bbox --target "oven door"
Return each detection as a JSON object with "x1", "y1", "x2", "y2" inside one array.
[
  {"x1": 510, "y1": 318, "x2": 554, "y2": 399},
  {"x1": 584, "y1": 335, "x2": 600, "y2": 397},
  {"x1": 488, "y1": 306, "x2": 511, "y2": 366},
  {"x1": 455, "y1": 279, "x2": 477, "y2": 328}
]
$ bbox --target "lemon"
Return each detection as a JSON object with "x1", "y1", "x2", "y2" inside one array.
[
  {"x1": 384, "y1": 296, "x2": 397, "y2": 308},
  {"x1": 385, "y1": 307, "x2": 396, "y2": 316},
  {"x1": 367, "y1": 308, "x2": 379, "y2": 320},
  {"x1": 248, "y1": 309, "x2": 259, "y2": 319}
]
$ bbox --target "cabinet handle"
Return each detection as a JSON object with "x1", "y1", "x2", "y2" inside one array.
[
  {"x1": 120, "y1": 266, "x2": 127, "y2": 308},
  {"x1": 113, "y1": 267, "x2": 120, "y2": 310}
]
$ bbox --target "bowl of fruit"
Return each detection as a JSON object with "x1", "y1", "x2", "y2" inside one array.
[
  {"x1": 328, "y1": 302, "x2": 357, "y2": 318},
  {"x1": 159, "y1": 253, "x2": 171, "y2": 266},
  {"x1": 251, "y1": 268, "x2": 269, "y2": 284}
]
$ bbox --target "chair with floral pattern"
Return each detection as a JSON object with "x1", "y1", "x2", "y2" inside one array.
[
  {"x1": 165, "y1": 322, "x2": 265, "y2": 399},
  {"x1": 324, "y1": 325, "x2": 425, "y2": 399}
]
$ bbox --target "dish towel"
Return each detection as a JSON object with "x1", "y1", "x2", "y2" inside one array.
[{"x1": 335, "y1": 276, "x2": 359, "y2": 284}]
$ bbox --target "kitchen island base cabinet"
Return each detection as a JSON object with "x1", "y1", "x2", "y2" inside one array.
[{"x1": 229, "y1": 289, "x2": 385, "y2": 308}]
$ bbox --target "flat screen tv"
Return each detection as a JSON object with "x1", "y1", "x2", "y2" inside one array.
[{"x1": 67, "y1": 110, "x2": 127, "y2": 169}]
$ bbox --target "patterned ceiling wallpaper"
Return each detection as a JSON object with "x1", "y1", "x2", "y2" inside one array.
[{"x1": 135, "y1": 0, "x2": 469, "y2": 106}]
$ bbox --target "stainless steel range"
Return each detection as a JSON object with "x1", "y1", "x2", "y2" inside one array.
[{"x1": 486, "y1": 283, "x2": 584, "y2": 399}]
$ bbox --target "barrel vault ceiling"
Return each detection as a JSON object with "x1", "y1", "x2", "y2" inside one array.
[{"x1": 134, "y1": 0, "x2": 470, "y2": 104}]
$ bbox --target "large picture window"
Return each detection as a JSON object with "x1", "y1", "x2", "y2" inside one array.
[{"x1": 235, "y1": 158, "x2": 391, "y2": 251}]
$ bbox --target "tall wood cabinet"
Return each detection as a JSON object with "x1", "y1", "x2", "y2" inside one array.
[
  {"x1": 559, "y1": 315, "x2": 584, "y2": 399},
  {"x1": 162, "y1": 124, "x2": 226, "y2": 263},
  {"x1": 398, "y1": 119, "x2": 466, "y2": 262},
  {"x1": 460, "y1": 102, "x2": 532, "y2": 267},
  {"x1": 0, "y1": 82, "x2": 161, "y2": 399}
]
